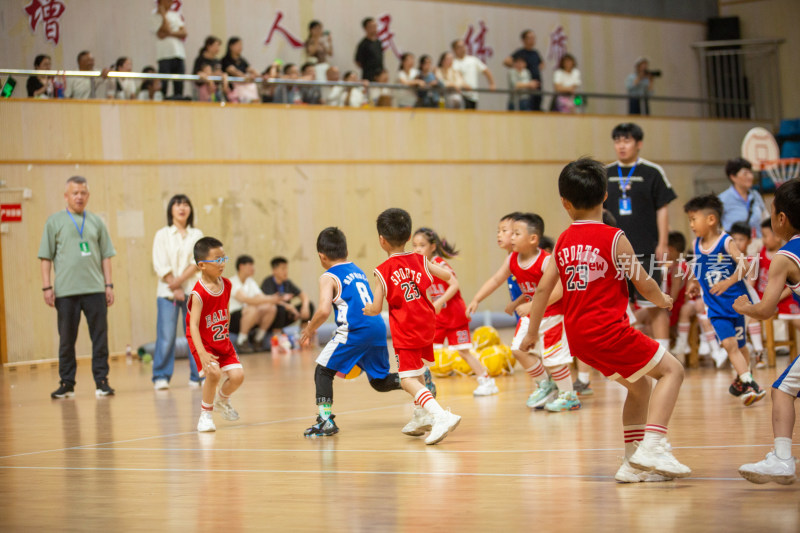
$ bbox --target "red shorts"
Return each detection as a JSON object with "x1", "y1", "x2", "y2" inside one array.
[
  {"x1": 433, "y1": 326, "x2": 472, "y2": 350},
  {"x1": 778, "y1": 297, "x2": 800, "y2": 318},
  {"x1": 395, "y1": 345, "x2": 435, "y2": 378},
  {"x1": 567, "y1": 324, "x2": 664, "y2": 382},
  {"x1": 190, "y1": 342, "x2": 242, "y2": 377}
]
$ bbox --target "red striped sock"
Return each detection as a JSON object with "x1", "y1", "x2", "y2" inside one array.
[
  {"x1": 623, "y1": 424, "x2": 645, "y2": 458},
  {"x1": 748, "y1": 322, "x2": 764, "y2": 351},
  {"x1": 218, "y1": 389, "x2": 230, "y2": 401},
  {"x1": 414, "y1": 388, "x2": 444, "y2": 415},
  {"x1": 550, "y1": 364, "x2": 573, "y2": 392},
  {"x1": 643, "y1": 424, "x2": 668, "y2": 445},
  {"x1": 526, "y1": 361, "x2": 546, "y2": 380},
  {"x1": 201, "y1": 401, "x2": 213, "y2": 412}
]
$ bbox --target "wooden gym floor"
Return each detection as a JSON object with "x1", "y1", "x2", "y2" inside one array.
[{"x1": 1, "y1": 330, "x2": 799, "y2": 532}]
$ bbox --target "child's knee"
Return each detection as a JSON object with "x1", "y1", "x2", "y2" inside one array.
[{"x1": 205, "y1": 365, "x2": 222, "y2": 381}]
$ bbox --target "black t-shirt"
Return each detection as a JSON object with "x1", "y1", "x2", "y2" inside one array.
[
  {"x1": 261, "y1": 276, "x2": 302, "y2": 298},
  {"x1": 193, "y1": 55, "x2": 221, "y2": 75},
  {"x1": 355, "y1": 38, "x2": 383, "y2": 81},
  {"x1": 27, "y1": 76, "x2": 44, "y2": 97},
  {"x1": 604, "y1": 158, "x2": 677, "y2": 256},
  {"x1": 511, "y1": 48, "x2": 542, "y2": 81},
  {"x1": 221, "y1": 55, "x2": 249, "y2": 75}
]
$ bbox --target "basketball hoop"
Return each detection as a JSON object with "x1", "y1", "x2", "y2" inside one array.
[{"x1": 760, "y1": 158, "x2": 800, "y2": 187}]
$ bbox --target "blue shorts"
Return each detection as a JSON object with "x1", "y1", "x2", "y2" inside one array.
[
  {"x1": 773, "y1": 354, "x2": 800, "y2": 397},
  {"x1": 710, "y1": 315, "x2": 746, "y2": 348},
  {"x1": 316, "y1": 340, "x2": 390, "y2": 380}
]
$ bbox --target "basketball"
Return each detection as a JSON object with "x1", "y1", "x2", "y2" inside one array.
[
  {"x1": 472, "y1": 326, "x2": 501, "y2": 350},
  {"x1": 479, "y1": 344, "x2": 514, "y2": 376},
  {"x1": 430, "y1": 347, "x2": 457, "y2": 377},
  {"x1": 451, "y1": 353, "x2": 474, "y2": 375}
]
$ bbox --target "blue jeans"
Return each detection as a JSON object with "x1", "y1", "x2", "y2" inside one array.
[{"x1": 153, "y1": 297, "x2": 200, "y2": 383}]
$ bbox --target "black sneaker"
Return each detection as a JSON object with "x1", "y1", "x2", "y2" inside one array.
[
  {"x1": 95, "y1": 379, "x2": 115, "y2": 397},
  {"x1": 51, "y1": 381, "x2": 75, "y2": 399},
  {"x1": 423, "y1": 368, "x2": 437, "y2": 398},
  {"x1": 729, "y1": 377, "x2": 746, "y2": 397},
  {"x1": 742, "y1": 380, "x2": 767, "y2": 406},
  {"x1": 304, "y1": 414, "x2": 339, "y2": 437},
  {"x1": 573, "y1": 379, "x2": 594, "y2": 396},
  {"x1": 236, "y1": 342, "x2": 255, "y2": 354}
]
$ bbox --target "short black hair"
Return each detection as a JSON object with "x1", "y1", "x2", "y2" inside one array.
[
  {"x1": 724, "y1": 157, "x2": 753, "y2": 181},
  {"x1": 558, "y1": 158, "x2": 608, "y2": 210},
  {"x1": 500, "y1": 211, "x2": 521, "y2": 222},
  {"x1": 317, "y1": 227, "x2": 348, "y2": 260},
  {"x1": 301, "y1": 62, "x2": 315, "y2": 73},
  {"x1": 520, "y1": 29, "x2": 533, "y2": 40},
  {"x1": 308, "y1": 20, "x2": 321, "y2": 31},
  {"x1": 77, "y1": 50, "x2": 90, "y2": 65},
  {"x1": 512, "y1": 212, "x2": 544, "y2": 239},
  {"x1": 270, "y1": 256, "x2": 288, "y2": 269},
  {"x1": 34, "y1": 54, "x2": 50, "y2": 68},
  {"x1": 236, "y1": 255, "x2": 254, "y2": 270},
  {"x1": 602, "y1": 208, "x2": 618, "y2": 227},
  {"x1": 166, "y1": 194, "x2": 194, "y2": 227},
  {"x1": 283, "y1": 63, "x2": 296, "y2": 75},
  {"x1": 773, "y1": 178, "x2": 800, "y2": 230},
  {"x1": 761, "y1": 218, "x2": 773, "y2": 230},
  {"x1": 376, "y1": 208, "x2": 412, "y2": 247},
  {"x1": 194, "y1": 236, "x2": 223, "y2": 262},
  {"x1": 362, "y1": 17, "x2": 374, "y2": 29},
  {"x1": 683, "y1": 194, "x2": 723, "y2": 222},
  {"x1": 611, "y1": 123, "x2": 644, "y2": 142},
  {"x1": 668, "y1": 231, "x2": 686, "y2": 252},
  {"x1": 540, "y1": 236, "x2": 555, "y2": 252},
  {"x1": 730, "y1": 221, "x2": 752, "y2": 237}
]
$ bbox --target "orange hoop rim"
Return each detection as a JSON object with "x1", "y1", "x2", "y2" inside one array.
[{"x1": 759, "y1": 158, "x2": 800, "y2": 171}]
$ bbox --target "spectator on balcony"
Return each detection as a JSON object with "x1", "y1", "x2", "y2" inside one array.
[
  {"x1": 273, "y1": 63, "x2": 303, "y2": 104},
  {"x1": 507, "y1": 53, "x2": 535, "y2": 111},
  {"x1": 415, "y1": 54, "x2": 440, "y2": 108},
  {"x1": 195, "y1": 63, "x2": 232, "y2": 102},
  {"x1": 65, "y1": 51, "x2": 109, "y2": 99},
  {"x1": 321, "y1": 66, "x2": 344, "y2": 106},
  {"x1": 27, "y1": 54, "x2": 53, "y2": 98},
  {"x1": 370, "y1": 68, "x2": 392, "y2": 107},
  {"x1": 503, "y1": 29, "x2": 543, "y2": 111},
  {"x1": 342, "y1": 71, "x2": 368, "y2": 108},
  {"x1": 452, "y1": 39, "x2": 495, "y2": 110},
  {"x1": 626, "y1": 57, "x2": 655, "y2": 115},
  {"x1": 193, "y1": 36, "x2": 222, "y2": 97},
  {"x1": 396, "y1": 53, "x2": 422, "y2": 108},
  {"x1": 152, "y1": 0, "x2": 187, "y2": 99},
  {"x1": 222, "y1": 37, "x2": 260, "y2": 103},
  {"x1": 138, "y1": 66, "x2": 164, "y2": 101},
  {"x1": 355, "y1": 17, "x2": 383, "y2": 82},
  {"x1": 260, "y1": 62, "x2": 282, "y2": 103},
  {"x1": 435, "y1": 52, "x2": 467, "y2": 109},
  {"x1": 107, "y1": 57, "x2": 137, "y2": 100},
  {"x1": 305, "y1": 20, "x2": 334, "y2": 81},
  {"x1": 552, "y1": 53, "x2": 581, "y2": 113},
  {"x1": 300, "y1": 62, "x2": 322, "y2": 105}
]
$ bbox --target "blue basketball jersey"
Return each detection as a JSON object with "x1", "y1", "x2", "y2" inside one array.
[
  {"x1": 323, "y1": 262, "x2": 387, "y2": 346},
  {"x1": 693, "y1": 233, "x2": 749, "y2": 319},
  {"x1": 777, "y1": 235, "x2": 800, "y2": 306},
  {"x1": 507, "y1": 274, "x2": 523, "y2": 319}
]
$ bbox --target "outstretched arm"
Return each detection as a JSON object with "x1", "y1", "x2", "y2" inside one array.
[
  {"x1": 734, "y1": 255, "x2": 798, "y2": 320},
  {"x1": 466, "y1": 257, "x2": 513, "y2": 315},
  {"x1": 300, "y1": 276, "x2": 336, "y2": 345}
]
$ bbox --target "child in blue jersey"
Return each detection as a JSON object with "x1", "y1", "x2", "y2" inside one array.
[
  {"x1": 299, "y1": 227, "x2": 433, "y2": 437},
  {"x1": 684, "y1": 194, "x2": 766, "y2": 405},
  {"x1": 734, "y1": 178, "x2": 800, "y2": 484}
]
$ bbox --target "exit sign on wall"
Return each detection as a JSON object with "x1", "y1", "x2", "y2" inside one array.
[{"x1": 0, "y1": 204, "x2": 22, "y2": 222}]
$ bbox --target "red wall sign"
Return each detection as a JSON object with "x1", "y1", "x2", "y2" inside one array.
[{"x1": 0, "y1": 204, "x2": 22, "y2": 222}]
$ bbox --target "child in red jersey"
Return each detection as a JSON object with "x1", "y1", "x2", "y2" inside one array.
[
  {"x1": 756, "y1": 219, "x2": 800, "y2": 345},
  {"x1": 521, "y1": 158, "x2": 690, "y2": 482},
  {"x1": 187, "y1": 237, "x2": 244, "y2": 432},
  {"x1": 412, "y1": 227, "x2": 499, "y2": 396},
  {"x1": 468, "y1": 212, "x2": 579, "y2": 412},
  {"x1": 364, "y1": 208, "x2": 462, "y2": 445}
]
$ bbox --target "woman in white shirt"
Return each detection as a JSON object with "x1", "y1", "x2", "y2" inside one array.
[
  {"x1": 151, "y1": 194, "x2": 204, "y2": 389},
  {"x1": 396, "y1": 53, "x2": 422, "y2": 108},
  {"x1": 435, "y1": 52, "x2": 468, "y2": 109},
  {"x1": 552, "y1": 53, "x2": 581, "y2": 113},
  {"x1": 107, "y1": 57, "x2": 137, "y2": 100}
]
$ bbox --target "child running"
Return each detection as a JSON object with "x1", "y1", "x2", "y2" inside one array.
[
  {"x1": 364, "y1": 208, "x2": 461, "y2": 445},
  {"x1": 412, "y1": 227, "x2": 499, "y2": 396},
  {"x1": 735, "y1": 178, "x2": 800, "y2": 484},
  {"x1": 684, "y1": 195, "x2": 766, "y2": 404},
  {"x1": 522, "y1": 158, "x2": 690, "y2": 482},
  {"x1": 187, "y1": 237, "x2": 244, "y2": 432},
  {"x1": 468, "y1": 212, "x2": 579, "y2": 412}
]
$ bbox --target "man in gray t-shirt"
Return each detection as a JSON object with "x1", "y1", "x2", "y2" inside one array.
[{"x1": 39, "y1": 176, "x2": 116, "y2": 399}]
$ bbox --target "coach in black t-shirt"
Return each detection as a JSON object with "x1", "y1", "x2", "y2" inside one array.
[
  {"x1": 354, "y1": 17, "x2": 383, "y2": 82},
  {"x1": 604, "y1": 122, "x2": 677, "y2": 351},
  {"x1": 261, "y1": 256, "x2": 315, "y2": 331},
  {"x1": 503, "y1": 29, "x2": 544, "y2": 111}
]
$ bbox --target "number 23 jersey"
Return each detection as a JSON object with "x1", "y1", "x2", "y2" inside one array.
[
  {"x1": 375, "y1": 252, "x2": 435, "y2": 349},
  {"x1": 186, "y1": 276, "x2": 238, "y2": 359}
]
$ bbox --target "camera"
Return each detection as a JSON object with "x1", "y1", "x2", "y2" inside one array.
[{"x1": 645, "y1": 69, "x2": 662, "y2": 78}]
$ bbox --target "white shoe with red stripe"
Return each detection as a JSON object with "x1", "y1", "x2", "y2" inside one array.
[
  {"x1": 402, "y1": 408, "x2": 433, "y2": 436},
  {"x1": 425, "y1": 410, "x2": 461, "y2": 445}
]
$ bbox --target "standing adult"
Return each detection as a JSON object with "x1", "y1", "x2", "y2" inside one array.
[
  {"x1": 151, "y1": 194, "x2": 204, "y2": 390},
  {"x1": 604, "y1": 123, "x2": 677, "y2": 352},
  {"x1": 451, "y1": 39, "x2": 495, "y2": 110},
  {"x1": 718, "y1": 157, "x2": 767, "y2": 241},
  {"x1": 27, "y1": 54, "x2": 53, "y2": 98},
  {"x1": 152, "y1": 0, "x2": 187, "y2": 99},
  {"x1": 626, "y1": 57, "x2": 655, "y2": 115},
  {"x1": 502, "y1": 30, "x2": 543, "y2": 111},
  {"x1": 39, "y1": 176, "x2": 116, "y2": 399},
  {"x1": 354, "y1": 17, "x2": 383, "y2": 82},
  {"x1": 305, "y1": 20, "x2": 334, "y2": 81}
]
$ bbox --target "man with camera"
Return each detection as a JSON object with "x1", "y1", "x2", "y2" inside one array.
[{"x1": 626, "y1": 57, "x2": 659, "y2": 115}]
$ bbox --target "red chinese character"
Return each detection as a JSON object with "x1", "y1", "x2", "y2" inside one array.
[
  {"x1": 464, "y1": 21, "x2": 493, "y2": 63},
  {"x1": 547, "y1": 26, "x2": 568, "y2": 65},
  {"x1": 24, "y1": 0, "x2": 66, "y2": 45},
  {"x1": 377, "y1": 14, "x2": 401, "y2": 59},
  {"x1": 265, "y1": 11, "x2": 303, "y2": 48}
]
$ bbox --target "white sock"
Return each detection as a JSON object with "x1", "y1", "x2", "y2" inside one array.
[
  {"x1": 775, "y1": 437, "x2": 793, "y2": 460},
  {"x1": 623, "y1": 424, "x2": 645, "y2": 459},
  {"x1": 578, "y1": 372, "x2": 590, "y2": 384},
  {"x1": 740, "y1": 371, "x2": 753, "y2": 384},
  {"x1": 747, "y1": 322, "x2": 764, "y2": 351},
  {"x1": 236, "y1": 334, "x2": 247, "y2": 346},
  {"x1": 254, "y1": 328, "x2": 267, "y2": 343},
  {"x1": 656, "y1": 338, "x2": 670, "y2": 351},
  {"x1": 414, "y1": 388, "x2": 444, "y2": 416},
  {"x1": 677, "y1": 322, "x2": 690, "y2": 344},
  {"x1": 550, "y1": 365, "x2": 573, "y2": 392}
]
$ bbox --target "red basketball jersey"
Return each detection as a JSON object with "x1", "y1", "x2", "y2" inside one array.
[
  {"x1": 554, "y1": 221, "x2": 630, "y2": 345},
  {"x1": 508, "y1": 250, "x2": 563, "y2": 317},
  {"x1": 186, "y1": 277, "x2": 237, "y2": 358},
  {"x1": 428, "y1": 256, "x2": 470, "y2": 330},
  {"x1": 375, "y1": 252, "x2": 435, "y2": 349},
  {"x1": 757, "y1": 246, "x2": 798, "y2": 315},
  {"x1": 666, "y1": 261, "x2": 688, "y2": 326}
]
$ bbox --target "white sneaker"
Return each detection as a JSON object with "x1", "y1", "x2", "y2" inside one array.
[
  {"x1": 672, "y1": 339, "x2": 690, "y2": 356},
  {"x1": 402, "y1": 408, "x2": 433, "y2": 436},
  {"x1": 711, "y1": 348, "x2": 728, "y2": 369},
  {"x1": 188, "y1": 380, "x2": 202, "y2": 389},
  {"x1": 615, "y1": 458, "x2": 673, "y2": 483},
  {"x1": 425, "y1": 410, "x2": 461, "y2": 445},
  {"x1": 214, "y1": 398, "x2": 240, "y2": 421},
  {"x1": 629, "y1": 438, "x2": 691, "y2": 478},
  {"x1": 698, "y1": 340, "x2": 711, "y2": 356},
  {"x1": 197, "y1": 411, "x2": 216, "y2": 432},
  {"x1": 739, "y1": 451, "x2": 796, "y2": 485},
  {"x1": 153, "y1": 379, "x2": 169, "y2": 391},
  {"x1": 473, "y1": 376, "x2": 499, "y2": 396}
]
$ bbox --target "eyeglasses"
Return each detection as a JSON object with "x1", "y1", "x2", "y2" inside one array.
[{"x1": 198, "y1": 256, "x2": 228, "y2": 265}]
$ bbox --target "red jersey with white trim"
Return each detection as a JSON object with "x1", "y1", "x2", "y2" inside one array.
[
  {"x1": 666, "y1": 261, "x2": 688, "y2": 326},
  {"x1": 186, "y1": 277, "x2": 237, "y2": 359},
  {"x1": 428, "y1": 256, "x2": 470, "y2": 330},
  {"x1": 508, "y1": 250, "x2": 563, "y2": 317},
  {"x1": 375, "y1": 252, "x2": 435, "y2": 349},
  {"x1": 758, "y1": 245, "x2": 800, "y2": 315},
  {"x1": 554, "y1": 221, "x2": 630, "y2": 346}
]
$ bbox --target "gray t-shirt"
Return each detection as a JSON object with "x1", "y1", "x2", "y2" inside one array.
[{"x1": 38, "y1": 209, "x2": 116, "y2": 297}]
